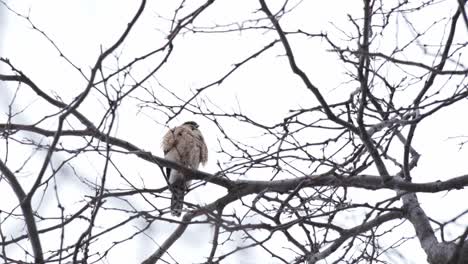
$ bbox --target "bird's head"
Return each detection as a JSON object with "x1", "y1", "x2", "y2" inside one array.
[{"x1": 182, "y1": 121, "x2": 199, "y2": 130}]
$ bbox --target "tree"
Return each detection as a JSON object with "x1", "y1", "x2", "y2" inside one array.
[{"x1": 1, "y1": 0, "x2": 467, "y2": 263}]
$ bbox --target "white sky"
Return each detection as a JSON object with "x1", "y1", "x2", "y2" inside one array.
[{"x1": 1, "y1": 0, "x2": 467, "y2": 263}]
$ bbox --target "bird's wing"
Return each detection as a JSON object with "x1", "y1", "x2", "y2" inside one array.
[
  {"x1": 162, "y1": 127, "x2": 181, "y2": 179},
  {"x1": 162, "y1": 128, "x2": 177, "y2": 155},
  {"x1": 193, "y1": 130, "x2": 208, "y2": 165},
  {"x1": 199, "y1": 135, "x2": 208, "y2": 165}
]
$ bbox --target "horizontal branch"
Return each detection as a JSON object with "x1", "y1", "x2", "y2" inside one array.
[
  {"x1": 348, "y1": 51, "x2": 468, "y2": 75},
  {"x1": 2, "y1": 123, "x2": 467, "y2": 194},
  {"x1": 234, "y1": 173, "x2": 468, "y2": 194}
]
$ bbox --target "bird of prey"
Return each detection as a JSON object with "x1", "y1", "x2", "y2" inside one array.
[{"x1": 161, "y1": 121, "x2": 208, "y2": 216}]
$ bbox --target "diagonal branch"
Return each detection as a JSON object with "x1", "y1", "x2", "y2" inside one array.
[
  {"x1": 258, "y1": 0, "x2": 357, "y2": 134},
  {"x1": 0, "y1": 159, "x2": 44, "y2": 263},
  {"x1": 141, "y1": 186, "x2": 248, "y2": 264},
  {"x1": 403, "y1": 5, "x2": 463, "y2": 182},
  {"x1": 25, "y1": 0, "x2": 147, "y2": 202}
]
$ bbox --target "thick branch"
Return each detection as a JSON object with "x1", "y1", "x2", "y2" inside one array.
[
  {"x1": 400, "y1": 192, "x2": 462, "y2": 264},
  {"x1": 0, "y1": 159, "x2": 44, "y2": 263},
  {"x1": 1, "y1": 123, "x2": 468, "y2": 193},
  {"x1": 355, "y1": 0, "x2": 392, "y2": 182}
]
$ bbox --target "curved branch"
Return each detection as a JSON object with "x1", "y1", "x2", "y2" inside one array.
[
  {"x1": 0, "y1": 159, "x2": 44, "y2": 263},
  {"x1": 307, "y1": 211, "x2": 404, "y2": 263},
  {"x1": 403, "y1": 6, "x2": 463, "y2": 182}
]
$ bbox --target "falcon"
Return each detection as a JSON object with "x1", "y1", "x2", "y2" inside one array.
[{"x1": 161, "y1": 121, "x2": 208, "y2": 216}]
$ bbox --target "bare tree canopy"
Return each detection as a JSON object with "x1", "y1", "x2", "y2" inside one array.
[{"x1": 0, "y1": 0, "x2": 467, "y2": 263}]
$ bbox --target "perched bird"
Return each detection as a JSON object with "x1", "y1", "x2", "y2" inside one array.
[{"x1": 161, "y1": 121, "x2": 208, "y2": 216}]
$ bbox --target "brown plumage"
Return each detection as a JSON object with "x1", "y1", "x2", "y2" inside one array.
[{"x1": 161, "y1": 121, "x2": 208, "y2": 216}]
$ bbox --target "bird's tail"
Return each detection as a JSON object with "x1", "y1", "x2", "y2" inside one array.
[{"x1": 170, "y1": 180, "x2": 185, "y2": 217}]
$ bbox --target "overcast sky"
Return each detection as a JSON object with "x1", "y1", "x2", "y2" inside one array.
[{"x1": 1, "y1": 0, "x2": 467, "y2": 263}]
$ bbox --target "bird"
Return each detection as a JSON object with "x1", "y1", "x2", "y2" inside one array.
[{"x1": 161, "y1": 121, "x2": 208, "y2": 216}]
